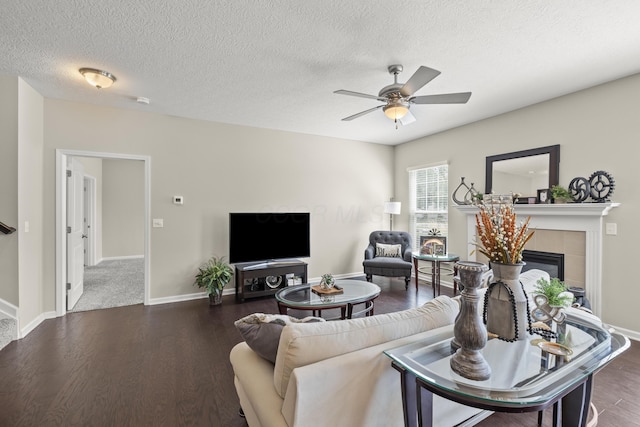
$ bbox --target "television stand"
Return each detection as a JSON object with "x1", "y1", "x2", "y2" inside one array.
[{"x1": 235, "y1": 260, "x2": 308, "y2": 302}]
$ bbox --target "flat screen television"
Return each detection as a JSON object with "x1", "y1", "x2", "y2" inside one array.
[{"x1": 229, "y1": 212, "x2": 310, "y2": 265}]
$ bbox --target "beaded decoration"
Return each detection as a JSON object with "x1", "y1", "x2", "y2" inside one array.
[{"x1": 483, "y1": 279, "x2": 535, "y2": 342}]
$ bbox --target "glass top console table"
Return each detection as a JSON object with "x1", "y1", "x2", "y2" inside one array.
[
  {"x1": 275, "y1": 279, "x2": 381, "y2": 320},
  {"x1": 385, "y1": 314, "x2": 629, "y2": 426}
]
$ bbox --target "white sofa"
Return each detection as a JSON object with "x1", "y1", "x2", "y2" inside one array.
[
  {"x1": 230, "y1": 296, "x2": 490, "y2": 427},
  {"x1": 229, "y1": 269, "x2": 599, "y2": 427}
]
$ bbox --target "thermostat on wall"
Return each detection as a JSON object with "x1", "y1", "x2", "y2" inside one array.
[{"x1": 173, "y1": 196, "x2": 184, "y2": 205}]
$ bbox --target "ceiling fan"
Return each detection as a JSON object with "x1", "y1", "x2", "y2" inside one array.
[{"x1": 334, "y1": 64, "x2": 471, "y2": 127}]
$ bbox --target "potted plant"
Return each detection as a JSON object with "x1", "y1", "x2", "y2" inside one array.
[
  {"x1": 533, "y1": 277, "x2": 574, "y2": 308},
  {"x1": 550, "y1": 185, "x2": 573, "y2": 204},
  {"x1": 194, "y1": 256, "x2": 234, "y2": 306},
  {"x1": 319, "y1": 273, "x2": 335, "y2": 290},
  {"x1": 531, "y1": 277, "x2": 574, "y2": 324}
]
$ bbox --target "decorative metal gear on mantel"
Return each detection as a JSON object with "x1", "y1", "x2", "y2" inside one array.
[
  {"x1": 569, "y1": 177, "x2": 591, "y2": 203},
  {"x1": 588, "y1": 171, "x2": 615, "y2": 202}
]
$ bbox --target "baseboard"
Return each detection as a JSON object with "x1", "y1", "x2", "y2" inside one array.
[
  {"x1": 19, "y1": 311, "x2": 56, "y2": 339},
  {"x1": 609, "y1": 324, "x2": 640, "y2": 342},
  {"x1": 457, "y1": 410, "x2": 493, "y2": 427},
  {"x1": 99, "y1": 255, "x2": 144, "y2": 262},
  {"x1": 309, "y1": 272, "x2": 362, "y2": 284},
  {"x1": 148, "y1": 292, "x2": 208, "y2": 306},
  {"x1": 0, "y1": 298, "x2": 18, "y2": 319}
]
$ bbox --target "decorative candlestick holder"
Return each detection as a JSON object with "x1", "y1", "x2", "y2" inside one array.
[{"x1": 450, "y1": 261, "x2": 491, "y2": 381}]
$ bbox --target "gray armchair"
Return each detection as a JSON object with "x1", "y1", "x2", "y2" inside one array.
[{"x1": 363, "y1": 231, "x2": 413, "y2": 289}]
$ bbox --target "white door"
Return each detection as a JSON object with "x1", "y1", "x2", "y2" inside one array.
[{"x1": 67, "y1": 157, "x2": 85, "y2": 310}]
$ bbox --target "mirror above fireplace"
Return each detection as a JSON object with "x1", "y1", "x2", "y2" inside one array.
[{"x1": 485, "y1": 145, "x2": 560, "y2": 197}]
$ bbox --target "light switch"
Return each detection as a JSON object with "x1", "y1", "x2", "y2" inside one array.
[
  {"x1": 24, "y1": 221, "x2": 29, "y2": 233},
  {"x1": 152, "y1": 218, "x2": 164, "y2": 228},
  {"x1": 605, "y1": 223, "x2": 617, "y2": 235}
]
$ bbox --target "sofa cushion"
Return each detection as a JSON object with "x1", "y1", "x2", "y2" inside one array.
[
  {"x1": 235, "y1": 313, "x2": 325, "y2": 363},
  {"x1": 273, "y1": 295, "x2": 459, "y2": 398},
  {"x1": 375, "y1": 243, "x2": 402, "y2": 257}
]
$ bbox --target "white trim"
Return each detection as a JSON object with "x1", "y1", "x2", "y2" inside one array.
[
  {"x1": 609, "y1": 325, "x2": 640, "y2": 342},
  {"x1": 0, "y1": 298, "x2": 18, "y2": 319},
  {"x1": 19, "y1": 311, "x2": 56, "y2": 339},
  {"x1": 100, "y1": 255, "x2": 145, "y2": 262},
  {"x1": 56, "y1": 149, "x2": 151, "y2": 317},
  {"x1": 148, "y1": 292, "x2": 209, "y2": 306},
  {"x1": 406, "y1": 160, "x2": 448, "y2": 172}
]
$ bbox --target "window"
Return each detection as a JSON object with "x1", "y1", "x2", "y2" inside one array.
[{"x1": 409, "y1": 164, "x2": 448, "y2": 250}]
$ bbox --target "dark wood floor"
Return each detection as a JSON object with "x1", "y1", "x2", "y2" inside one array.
[{"x1": 0, "y1": 277, "x2": 637, "y2": 427}]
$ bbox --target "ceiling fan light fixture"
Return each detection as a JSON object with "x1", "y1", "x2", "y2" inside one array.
[
  {"x1": 383, "y1": 103, "x2": 409, "y2": 120},
  {"x1": 79, "y1": 67, "x2": 116, "y2": 89}
]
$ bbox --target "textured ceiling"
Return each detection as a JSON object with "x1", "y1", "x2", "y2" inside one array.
[{"x1": 3, "y1": 1, "x2": 640, "y2": 145}]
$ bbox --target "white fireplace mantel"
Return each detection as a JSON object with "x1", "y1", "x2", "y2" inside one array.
[{"x1": 454, "y1": 202, "x2": 620, "y2": 317}]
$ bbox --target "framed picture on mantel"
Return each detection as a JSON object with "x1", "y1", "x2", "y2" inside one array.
[
  {"x1": 537, "y1": 188, "x2": 551, "y2": 204},
  {"x1": 420, "y1": 236, "x2": 447, "y2": 256}
]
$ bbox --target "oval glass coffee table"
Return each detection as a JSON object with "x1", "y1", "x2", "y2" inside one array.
[{"x1": 275, "y1": 279, "x2": 381, "y2": 320}]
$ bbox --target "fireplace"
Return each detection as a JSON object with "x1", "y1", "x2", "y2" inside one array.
[
  {"x1": 455, "y1": 202, "x2": 620, "y2": 317},
  {"x1": 522, "y1": 250, "x2": 564, "y2": 281}
]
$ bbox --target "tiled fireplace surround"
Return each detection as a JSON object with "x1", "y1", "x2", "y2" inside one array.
[{"x1": 456, "y1": 203, "x2": 619, "y2": 318}]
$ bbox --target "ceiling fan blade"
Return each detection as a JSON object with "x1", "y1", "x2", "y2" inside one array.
[
  {"x1": 410, "y1": 92, "x2": 472, "y2": 104},
  {"x1": 399, "y1": 110, "x2": 416, "y2": 126},
  {"x1": 341, "y1": 105, "x2": 383, "y2": 121},
  {"x1": 334, "y1": 90, "x2": 386, "y2": 102},
  {"x1": 400, "y1": 66, "x2": 441, "y2": 97}
]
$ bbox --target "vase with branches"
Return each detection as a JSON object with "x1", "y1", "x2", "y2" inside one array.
[{"x1": 475, "y1": 203, "x2": 536, "y2": 341}]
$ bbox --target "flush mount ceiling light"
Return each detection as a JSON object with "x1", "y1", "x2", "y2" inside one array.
[{"x1": 79, "y1": 68, "x2": 116, "y2": 89}]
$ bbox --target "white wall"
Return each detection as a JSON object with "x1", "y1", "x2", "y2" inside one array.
[
  {"x1": 42, "y1": 100, "x2": 394, "y2": 306},
  {"x1": 0, "y1": 77, "x2": 19, "y2": 306},
  {"x1": 394, "y1": 73, "x2": 640, "y2": 334},
  {"x1": 17, "y1": 78, "x2": 44, "y2": 327},
  {"x1": 102, "y1": 159, "x2": 144, "y2": 258}
]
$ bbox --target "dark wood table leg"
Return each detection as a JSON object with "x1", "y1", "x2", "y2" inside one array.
[
  {"x1": 392, "y1": 362, "x2": 417, "y2": 427},
  {"x1": 552, "y1": 401, "x2": 560, "y2": 427},
  {"x1": 453, "y1": 264, "x2": 459, "y2": 296},
  {"x1": 417, "y1": 383, "x2": 434, "y2": 427},
  {"x1": 413, "y1": 257, "x2": 419, "y2": 291},
  {"x1": 342, "y1": 306, "x2": 347, "y2": 319},
  {"x1": 431, "y1": 260, "x2": 436, "y2": 298},
  {"x1": 277, "y1": 302, "x2": 287, "y2": 315},
  {"x1": 435, "y1": 261, "x2": 441, "y2": 296},
  {"x1": 561, "y1": 375, "x2": 593, "y2": 426}
]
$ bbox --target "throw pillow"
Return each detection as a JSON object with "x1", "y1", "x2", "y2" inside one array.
[
  {"x1": 375, "y1": 243, "x2": 402, "y2": 258},
  {"x1": 234, "y1": 313, "x2": 325, "y2": 363}
]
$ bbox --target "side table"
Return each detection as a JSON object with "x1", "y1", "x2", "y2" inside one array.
[
  {"x1": 384, "y1": 314, "x2": 630, "y2": 427},
  {"x1": 412, "y1": 253, "x2": 460, "y2": 296}
]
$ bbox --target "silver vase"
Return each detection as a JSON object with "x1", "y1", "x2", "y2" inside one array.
[{"x1": 484, "y1": 262, "x2": 531, "y2": 342}]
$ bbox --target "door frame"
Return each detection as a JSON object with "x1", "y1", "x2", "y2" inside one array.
[{"x1": 55, "y1": 149, "x2": 151, "y2": 316}]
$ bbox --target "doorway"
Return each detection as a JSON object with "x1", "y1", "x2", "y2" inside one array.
[{"x1": 55, "y1": 149, "x2": 151, "y2": 316}]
